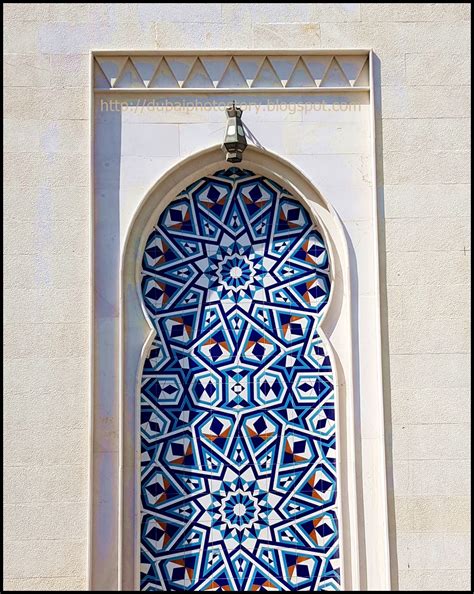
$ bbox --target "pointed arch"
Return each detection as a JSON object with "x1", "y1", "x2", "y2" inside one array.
[{"x1": 120, "y1": 146, "x2": 360, "y2": 590}]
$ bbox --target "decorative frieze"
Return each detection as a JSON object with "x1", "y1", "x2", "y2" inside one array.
[{"x1": 94, "y1": 52, "x2": 369, "y2": 91}]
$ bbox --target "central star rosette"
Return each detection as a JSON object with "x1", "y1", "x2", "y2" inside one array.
[
  {"x1": 197, "y1": 469, "x2": 274, "y2": 551},
  {"x1": 197, "y1": 241, "x2": 274, "y2": 309},
  {"x1": 217, "y1": 254, "x2": 256, "y2": 292},
  {"x1": 220, "y1": 490, "x2": 261, "y2": 530}
]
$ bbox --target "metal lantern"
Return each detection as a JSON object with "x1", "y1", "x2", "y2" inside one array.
[{"x1": 222, "y1": 102, "x2": 247, "y2": 163}]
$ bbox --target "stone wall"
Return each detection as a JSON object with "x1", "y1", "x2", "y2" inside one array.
[{"x1": 4, "y1": 3, "x2": 470, "y2": 591}]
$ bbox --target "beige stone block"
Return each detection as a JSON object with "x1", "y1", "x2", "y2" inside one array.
[
  {"x1": 406, "y1": 53, "x2": 471, "y2": 86},
  {"x1": 410, "y1": 424, "x2": 470, "y2": 461},
  {"x1": 252, "y1": 23, "x2": 321, "y2": 49},
  {"x1": 3, "y1": 287, "x2": 88, "y2": 324},
  {"x1": 376, "y1": 52, "x2": 407, "y2": 86},
  {"x1": 310, "y1": 3, "x2": 361, "y2": 22},
  {"x1": 4, "y1": 54, "x2": 50, "y2": 88},
  {"x1": 321, "y1": 21, "x2": 471, "y2": 54},
  {"x1": 383, "y1": 184, "x2": 471, "y2": 219},
  {"x1": 394, "y1": 496, "x2": 414, "y2": 532},
  {"x1": 5, "y1": 152, "x2": 89, "y2": 189},
  {"x1": 389, "y1": 353, "x2": 470, "y2": 389},
  {"x1": 382, "y1": 118, "x2": 471, "y2": 153},
  {"x1": 393, "y1": 461, "x2": 411, "y2": 496},
  {"x1": 140, "y1": 3, "x2": 223, "y2": 23},
  {"x1": 4, "y1": 426, "x2": 87, "y2": 466},
  {"x1": 4, "y1": 119, "x2": 43, "y2": 154},
  {"x1": 3, "y1": 3, "x2": 108, "y2": 23},
  {"x1": 4, "y1": 388, "x2": 88, "y2": 432},
  {"x1": 399, "y1": 284, "x2": 470, "y2": 320},
  {"x1": 411, "y1": 496, "x2": 471, "y2": 532},
  {"x1": 3, "y1": 3, "x2": 52, "y2": 21},
  {"x1": 408, "y1": 459, "x2": 470, "y2": 496},
  {"x1": 381, "y1": 85, "x2": 470, "y2": 119},
  {"x1": 4, "y1": 87, "x2": 88, "y2": 121},
  {"x1": 403, "y1": 305, "x2": 470, "y2": 346},
  {"x1": 41, "y1": 120, "x2": 89, "y2": 155},
  {"x1": 392, "y1": 423, "x2": 470, "y2": 461},
  {"x1": 385, "y1": 217, "x2": 470, "y2": 252},
  {"x1": 390, "y1": 387, "x2": 470, "y2": 425},
  {"x1": 4, "y1": 219, "x2": 89, "y2": 257},
  {"x1": 224, "y1": 3, "x2": 360, "y2": 23},
  {"x1": 3, "y1": 577, "x2": 86, "y2": 591},
  {"x1": 386, "y1": 250, "x2": 471, "y2": 286},
  {"x1": 3, "y1": 20, "x2": 40, "y2": 53},
  {"x1": 4, "y1": 357, "x2": 88, "y2": 400},
  {"x1": 362, "y1": 3, "x2": 471, "y2": 23},
  {"x1": 220, "y1": 3, "x2": 253, "y2": 23},
  {"x1": 35, "y1": 21, "x2": 121, "y2": 54},
  {"x1": 383, "y1": 150, "x2": 470, "y2": 185},
  {"x1": 101, "y1": 21, "x2": 158, "y2": 51},
  {"x1": 3, "y1": 119, "x2": 90, "y2": 161},
  {"x1": 4, "y1": 539, "x2": 86, "y2": 579},
  {"x1": 398, "y1": 569, "x2": 471, "y2": 592},
  {"x1": 4, "y1": 502, "x2": 87, "y2": 541},
  {"x1": 4, "y1": 186, "x2": 89, "y2": 222},
  {"x1": 390, "y1": 425, "x2": 410, "y2": 461},
  {"x1": 47, "y1": 3, "x2": 109, "y2": 23},
  {"x1": 3, "y1": 252, "x2": 88, "y2": 290},
  {"x1": 223, "y1": 3, "x2": 304, "y2": 23},
  {"x1": 4, "y1": 464, "x2": 87, "y2": 504},
  {"x1": 385, "y1": 285, "x2": 404, "y2": 319},
  {"x1": 50, "y1": 54, "x2": 91, "y2": 88},
  {"x1": 397, "y1": 533, "x2": 470, "y2": 570},
  {"x1": 154, "y1": 22, "x2": 253, "y2": 49},
  {"x1": 388, "y1": 318, "x2": 470, "y2": 354},
  {"x1": 3, "y1": 323, "x2": 88, "y2": 360}
]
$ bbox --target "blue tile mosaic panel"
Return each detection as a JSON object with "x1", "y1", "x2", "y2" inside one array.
[{"x1": 139, "y1": 168, "x2": 340, "y2": 590}]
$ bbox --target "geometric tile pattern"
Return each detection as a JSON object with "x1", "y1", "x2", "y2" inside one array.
[
  {"x1": 95, "y1": 53, "x2": 368, "y2": 90},
  {"x1": 139, "y1": 168, "x2": 339, "y2": 590}
]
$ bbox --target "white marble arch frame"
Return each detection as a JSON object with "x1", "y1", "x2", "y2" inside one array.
[{"x1": 119, "y1": 145, "x2": 361, "y2": 591}]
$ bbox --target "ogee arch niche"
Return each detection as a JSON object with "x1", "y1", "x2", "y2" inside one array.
[{"x1": 139, "y1": 167, "x2": 340, "y2": 591}]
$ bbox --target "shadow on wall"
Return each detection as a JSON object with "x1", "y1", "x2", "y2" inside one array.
[
  {"x1": 343, "y1": 227, "x2": 368, "y2": 590},
  {"x1": 91, "y1": 102, "x2": 122, "y2": 589},
  {"x1": 372, "y1": 52, "x2": 398, "y2": 591}
]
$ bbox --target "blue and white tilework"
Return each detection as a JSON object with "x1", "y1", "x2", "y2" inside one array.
[{"x1": 139, "y1": 168, "x2": 340, "y2": 590}]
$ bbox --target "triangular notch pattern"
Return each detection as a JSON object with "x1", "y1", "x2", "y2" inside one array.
[{"x1": 94, "y1": 53, "x2": 370, "y2": 90}]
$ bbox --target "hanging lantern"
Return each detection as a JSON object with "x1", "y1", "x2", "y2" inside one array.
[{"x1": 222, "y1": 102, "x2": 247, "y2": 163}]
